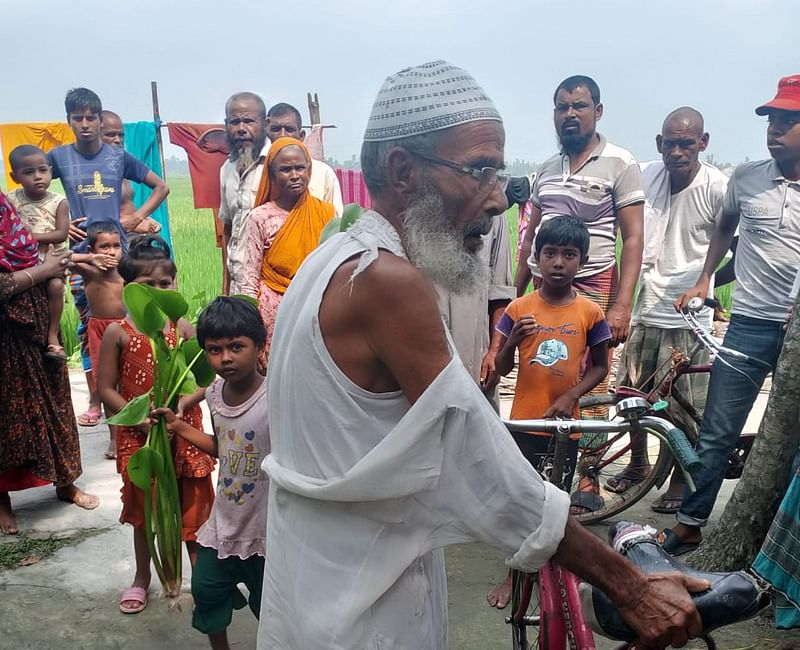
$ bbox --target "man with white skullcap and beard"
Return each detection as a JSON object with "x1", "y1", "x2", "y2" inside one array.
[{"x1": 257, "y1": 61, "x2": 705, "y2": 650}]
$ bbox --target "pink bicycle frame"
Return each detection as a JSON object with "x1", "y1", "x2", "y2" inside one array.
[{"x1": 539, "y1": 561, "x2": 596, "y2": 649}]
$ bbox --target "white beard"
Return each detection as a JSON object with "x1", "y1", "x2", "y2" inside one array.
[
  {"x1": 234, "y1": 146, "x2": 257, "y2": 175},
  {"x1": 400, "y1": 182, "x2": 490, "y2": 294}
]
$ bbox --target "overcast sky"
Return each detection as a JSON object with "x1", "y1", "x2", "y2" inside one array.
[{"x1": 2, "y1": 0, "x2": 797, "y2": 167}]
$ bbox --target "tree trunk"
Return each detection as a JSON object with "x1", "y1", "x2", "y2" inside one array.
[{"x1": 688, "y1": 303, "x2": 800, "y2": 572}]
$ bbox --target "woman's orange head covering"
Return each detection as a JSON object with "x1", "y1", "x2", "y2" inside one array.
[{"x1": 254, "y1": 137, "x2": 312, "y2": 207}]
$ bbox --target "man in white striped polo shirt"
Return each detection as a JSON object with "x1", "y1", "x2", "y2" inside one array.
[
  {"x1": 514, "y1": 75, "x2": 644, "y2": 514},
  {"x1": 515, "y1": 75, "x2": 644, "y2": 345}
]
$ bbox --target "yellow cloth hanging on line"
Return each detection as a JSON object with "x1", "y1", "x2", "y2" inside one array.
[{"x1": 0, "y1": 123, "x2": 76, "y2": 189}]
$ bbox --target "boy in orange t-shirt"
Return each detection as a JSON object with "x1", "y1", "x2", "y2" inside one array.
[{"x1": 487, "y1": 215, "x2": 611, "y2": 609}]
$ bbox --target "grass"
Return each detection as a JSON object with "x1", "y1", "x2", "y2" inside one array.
[
  {"x1": 42, "y1": 178, "x2": 730, "y2": 360},
  {"x1": 0, "y1": 529, "x2": 104, "y2": 570}
]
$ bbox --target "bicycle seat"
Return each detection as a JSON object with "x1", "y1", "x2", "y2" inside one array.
[{"x1": 580, "y1": 522, "x2": 771, "y2": 642}]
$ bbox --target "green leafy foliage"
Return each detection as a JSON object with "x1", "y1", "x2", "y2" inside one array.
[
  {"x1": 182, "y1": 337, "x2": 216, "y2": 388},
  {"x1": 126, "y1": 446, "x2": 165, "y2": 490},
  {"x1": 123, "y1": 283, "x2": 167, "y2": 339},
  {"x1": 340, "y1": 203, "x2": 365, "y2": 231},
  {"x1": 109, "y1": 283, "x2": 211, "y2": 601},
  {"x1": 148, "y1": 287, "x2": 189, "y2": 324},
  {"x1": 319, "y1": 203, "x2": 365, "y2": 244},
  {"x1": 106, "y1": 391, "x2": 152, "y2": 426}
]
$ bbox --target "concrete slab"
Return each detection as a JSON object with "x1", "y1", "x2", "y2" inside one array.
[{"x1": 0, "y1": 370, "x2": 795, "y2": 650}]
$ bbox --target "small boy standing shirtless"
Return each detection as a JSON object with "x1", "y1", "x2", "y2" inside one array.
[
  {"x1": 77, "y1": 222, "x2": 125, "y2": 372},
  {"x1": 75, "y1": 221, "x2": 125, "y2": 457},
  {"x1": 8, "y1": 144, "x2": 70, "y2": 359}
]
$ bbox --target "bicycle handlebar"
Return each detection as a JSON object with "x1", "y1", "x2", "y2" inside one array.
[
  {"x1": 682, "y1": 298, "x2": 772, "y2": 371},
  {"x1": 503, "y1": 413, "x2": 700, "y2": 490}
]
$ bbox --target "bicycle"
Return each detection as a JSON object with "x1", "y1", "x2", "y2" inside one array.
[
  {"x1": 502, "y1": 398, "x2": 699, "y2": 649},
  {"x1": 571, "y1": 297, "x2": 772, "y2": 524}
]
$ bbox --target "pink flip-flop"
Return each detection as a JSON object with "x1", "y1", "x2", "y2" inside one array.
[{"x1": 119, "y1": 586, "x2": 148, "y2": 614}]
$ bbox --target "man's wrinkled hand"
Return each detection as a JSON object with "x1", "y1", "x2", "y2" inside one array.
[
  {"x1": 618, "y1": 572, "x2": 708, "y2": 649},
  {"x1": 606, "y1": 303, "x2": 631, "y2": 346}
]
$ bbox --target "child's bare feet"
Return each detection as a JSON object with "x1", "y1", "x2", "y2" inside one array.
[
  {"x1": 55, "y1": 484, "x2": 100, "y2": 510},
  {"x1": 0, "y1": 492, "x2": 18, "y2": 535},
  {"x1": 486, "y1": 572, "x2": 513, "y2": 609},
  {"x1": 104, "y1": 442, "x2": 117, "y2": 460}
]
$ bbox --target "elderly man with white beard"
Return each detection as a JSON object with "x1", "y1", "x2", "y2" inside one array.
[
  {"x1": 256, "y1": 60, "x2": 705, "y2": 650},
  {"x1": 219, "y1": 91, "x2": 269, "y2": 294}
]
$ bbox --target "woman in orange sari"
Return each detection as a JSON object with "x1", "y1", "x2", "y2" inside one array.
[{"x1": 239, "y1": 138, "x2": 335, "y2": 351}]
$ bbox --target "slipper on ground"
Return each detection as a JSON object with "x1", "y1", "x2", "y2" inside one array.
[
  {"x1": 77, "y1": 408, "x2": 102, "y2": 427},
  {"x1": 119, "y1": 586, "x2": 148, "y2": 614},
  {"x1": 604, "y1": 472, "x2": 647, "y2": 494},
  {"x1": 657, "y1": 528, "x2": 700, "y2": 556},
  {"x1": 651, "y1": 494, "x2": 683, "y2": 514},
  {"x1": 569, "y1": 490, "x2": 605, "y2": 514}
]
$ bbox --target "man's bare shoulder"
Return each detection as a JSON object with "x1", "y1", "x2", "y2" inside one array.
[
  {"x1": 320, "y1": 250, "x2": 449, "y2": 397},
  {"x1": 328, "y1": 250, "x2": 437, "y2": 308}
]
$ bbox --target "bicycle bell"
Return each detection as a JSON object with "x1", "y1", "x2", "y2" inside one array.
[
  {"x1": 616, "y1": 397, "x2": 651, "y2": 420},
  {"x1": 687, "y1": 296, "x2": 704, "y2": 312}
]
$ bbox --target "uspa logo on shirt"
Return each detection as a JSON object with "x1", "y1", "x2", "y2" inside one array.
[
  {"x1": 77, "y1": 171, "x2": 116, "y2": 197},
  {"x1": 529, "y1": 338, "x2": 568, "y2": 367}
]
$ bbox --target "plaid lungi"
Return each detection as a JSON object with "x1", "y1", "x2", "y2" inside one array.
[
  {"x1": 617, "y1": 325, "x2": 709, "y2": 438},
  {"x1": 752, "y1": 468, "x2": 800, "y2": 628}
]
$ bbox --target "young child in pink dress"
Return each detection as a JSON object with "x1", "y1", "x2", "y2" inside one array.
[{"x1": 155, "y1": 296, "x2": 269, "y2": 650}]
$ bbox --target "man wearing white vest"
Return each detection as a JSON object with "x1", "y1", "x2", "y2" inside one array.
[
  {"x1": 257, "y1": 61, "x2": 704, "y2": 650},
  {"x1": 611, "y1": 108, "x2": 728, "y2": 513}
]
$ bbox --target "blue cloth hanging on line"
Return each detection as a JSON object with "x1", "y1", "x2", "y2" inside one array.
[{"x1": 123, "y1": 121, "x2": 171, "y2": 248}]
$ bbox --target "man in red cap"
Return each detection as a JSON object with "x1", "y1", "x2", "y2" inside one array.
[{"x1": 660, "y1": 75, "x2": 800, "y2": 554}]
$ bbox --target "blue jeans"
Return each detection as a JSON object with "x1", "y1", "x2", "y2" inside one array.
[{"x1": 677, "y1": 314, "x2": 785, "y2": 527}]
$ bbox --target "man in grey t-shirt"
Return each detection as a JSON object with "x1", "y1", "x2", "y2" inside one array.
[{"x1": 664, "y1": 75, "x2": 800, "y2": 554}]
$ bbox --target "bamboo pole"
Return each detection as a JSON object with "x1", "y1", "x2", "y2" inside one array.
[{"x1": 151, "y1": 81, "x2": 170, "y2": 235}]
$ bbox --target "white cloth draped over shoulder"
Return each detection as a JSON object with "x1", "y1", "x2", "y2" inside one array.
[
  {"x1": 257, "y1": 211, "x2": 570, "y2": 650},
  {"x1": 640, "y1": 161, "x2": 672, "y2": 267}
]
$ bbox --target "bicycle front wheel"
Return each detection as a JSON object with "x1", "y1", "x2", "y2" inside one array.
[
  {"x1": 509, "y1": 570, "x2": 542, "y2": 650},
  {"x1": 570, "y1": 415, "x2": 673, "y2": 524}
]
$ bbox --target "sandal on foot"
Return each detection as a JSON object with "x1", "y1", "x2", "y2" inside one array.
[
  {"x1": 119, "y1": 586, "x2": 148, "y2": 614},
  {"x1": 604, "y1": 470, "x2": 650, "y2": 494},
  {"x1": 569, "y1": 490, "x2": 605, "y2": 515},
  {"x1": 651, "y1": 494, "x2": 683, "y2": 514},
  {"x1": 657, "y1": 528, "x2": 700, "y2": 556},
  {"x1": 78, "y1": 407, "x2": 102, "y2": 427},
  {"x1": 44, "y1": 344, "x2": 68, "y2": 361}
]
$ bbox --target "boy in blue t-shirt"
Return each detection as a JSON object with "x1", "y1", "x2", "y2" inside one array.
[
  {"x1": 48, "y1": 87, "x2": 169, "y2": 252},
  {"x1": 50, "y1": 87, "x2": 169, "y2": 427}
]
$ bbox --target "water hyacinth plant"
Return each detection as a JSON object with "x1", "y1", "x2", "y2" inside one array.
[
  {"x1": 319, "y1": 203, "x2": 365, "y2": 243},
  {"x1": 106, "y1": 282, "x2": 214, "y2": 602}
]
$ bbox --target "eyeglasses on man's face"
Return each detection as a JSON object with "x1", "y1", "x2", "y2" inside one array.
[{"x1": 410, "y1": 151, "x2": 509, "y2": 192}]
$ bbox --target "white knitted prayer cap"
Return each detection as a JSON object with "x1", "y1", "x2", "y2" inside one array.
[{"x1": 363, "y1": 60, "x2": 502, "y2": 142}]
